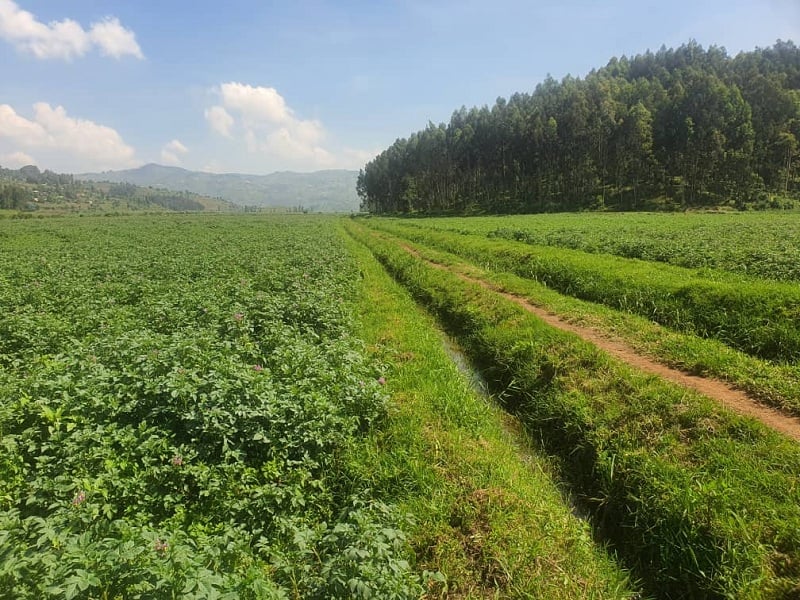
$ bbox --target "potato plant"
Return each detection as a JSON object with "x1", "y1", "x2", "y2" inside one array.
[{"x1": 0, "y1": 216, "x2": 422, "y2": 599}]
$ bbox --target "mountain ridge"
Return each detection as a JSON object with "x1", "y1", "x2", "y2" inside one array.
[{"x1": 78, "y1": 164, "x2": 361, "y2": 212}]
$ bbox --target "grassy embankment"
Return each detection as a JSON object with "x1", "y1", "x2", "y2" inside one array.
[
  {"x1": 404, "y1": 212, "x2": 800, "y2": 283},
  {"x1": 342, "y1": 225, "x2": 637, "y2": 598},
  {"x1": 365, "y1": 220, "x2": 800, "y2": 364},
  {"x1": 357, "y1": 221, "x2": 800, "y2": 417},
  {"x1": 348, "y1": 219, "x2": 800, "y2": 599}
]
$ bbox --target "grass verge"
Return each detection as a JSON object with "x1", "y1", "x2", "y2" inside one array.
[
  {"x1": 341, "y1": 225, "x2": 637, "y2": 599},
  {"x1": 347, "y1": 219, "x2": 800, "y2": 599},
  {"x1": 359, "y1": 225, "x2": 800, "y2": 417},
  {"x1": 366, "y1": 219, "x2": 800, "y2": 364}
]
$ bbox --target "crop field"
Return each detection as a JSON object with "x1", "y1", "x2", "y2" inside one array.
[
  {"x1": 2, "y1": 212, "x2": 800, "y2": 598},
  {"x1": 0, "y1": 216, "x2": 421, "y2": 598},
  {"x1": 0, "y1": 215, "x2": 639, "y2": 599},
  {"x1": 398, "y1": 211, "x2": 800, "y2": 282},
  {"x1": 366, "y1": 217, "x2": 800, "y2": 365},
  {"x1": 348, "y1": 213, "x2": 800, "y2": 598}
]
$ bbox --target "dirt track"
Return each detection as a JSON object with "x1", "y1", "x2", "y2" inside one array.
[{"x1": 399, "y1": 242, "x2": 800, "y2": 443}]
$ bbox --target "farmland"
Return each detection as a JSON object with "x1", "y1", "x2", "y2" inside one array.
[
  {"x1": 399, "y1": 211, "x2": 800, "y2": 282},
  {"x1": 348, "y1": 212, "x2": 800, "y2": 598},
  {"x1": 0, "y1": 216, "x2": 419, "y2": 598},
  {"x1": 2, "y1": 212, "x2": 800, "y2": 598},
  {"x1": 0, "y1": 215, "x2": 636, "y2": 598}
]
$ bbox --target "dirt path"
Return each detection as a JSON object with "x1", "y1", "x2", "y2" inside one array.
[{"x1": 397, "y1": 242, "x2": 800, "y2": 443}]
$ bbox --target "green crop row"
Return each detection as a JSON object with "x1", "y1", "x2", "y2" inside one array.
[
  {"x1": 402, "y1": 212, "x2": 800, "y2": 283},
  {"x1": 347, "y1": 219, "x2": 800, "y2": 598},
  {"x1": 0, "y1": 216, "x2": 422, "y2": 599},
  {"x1": 364, "y1": 219, "x2": 800, "y2": 363}
]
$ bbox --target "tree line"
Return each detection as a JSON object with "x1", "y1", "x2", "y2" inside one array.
[
  {"x1": 358, "y1": 41, "x2": 800, "y2": 214},
  {"x1": 0, "y1": 183, "x2": 32, "y2": 210}
]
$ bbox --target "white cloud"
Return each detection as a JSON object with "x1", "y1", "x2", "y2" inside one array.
[
  {"x1": 204, "y1": 105, "x2": 234, "y2": 137},
  {"x1": 264, "y1": 127, "x2": 335, "y2": 166},
  {"x1": 160, "y1": 139, "x2": 188, "y2": 166},
  {"x1": 1, "y1": 150, "x2": 35, "y2": 168},
  {"x1": 89, "y1": 17, "x2": 144, "y2": 59},
  {"x1": 204, "y1": 82, "x2": 377, "y2": 171},
  {"x1": 206, "y1": 82, "x2": 358, "y2": 170},
  {"x1": 0, "y1": 103, "x2": 47, "y2": 142},
  {"x1": 0, "y1": 0, "x2": 143, "y2": 60},
  {"x1": 219, "y1": 83, "x2": 291, "y2": 126},
  {"x1": 0, "y1": 102, "x2": 137, "y2": 172}
]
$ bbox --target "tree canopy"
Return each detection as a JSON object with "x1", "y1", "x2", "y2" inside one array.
[{"x1": 358, "y1": 41, "x2": 800, "y2": 214}]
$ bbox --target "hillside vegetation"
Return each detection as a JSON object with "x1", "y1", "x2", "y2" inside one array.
[
  {"x1": 0, "y1": 165, "x2": 237, "y2": 215},
  {"x1": 358, "y1": 41, "x2": 800, "y2": 214},
  {"x1": 79, "y1": 164, "x2": 361, "y2": 213}
]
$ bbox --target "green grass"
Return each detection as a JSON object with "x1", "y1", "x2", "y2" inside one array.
[
  {"x1": 365, "y1": 219, "x2": 800, "y2": 363},
  {"x1": 402, "y1": 211, "x2": 800, "y2": 282},
  {"x1": 359, "y1": 226, "x2": 800, "y2": 417},
  {"x1": 348, "y1": 219, "x2": 800, "y2": 598},
  {"x1": 342, "y1": 224, "x2": 637, "y2": 599}
]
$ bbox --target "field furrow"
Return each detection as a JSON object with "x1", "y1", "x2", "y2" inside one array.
[
  {"x1": 349, "y1": 218, "x2": 800, "y2": 598},
  {"x1": 398, "y1": 239, "x2": 800, "y2": 442}
]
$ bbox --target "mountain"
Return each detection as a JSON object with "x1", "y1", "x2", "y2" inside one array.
[
  {"x1": 0, "y1": 164, "x2": 238, "y2": 214},
  {"x1": 78, "y1": 164, "x2": 361, "y2": 212}
]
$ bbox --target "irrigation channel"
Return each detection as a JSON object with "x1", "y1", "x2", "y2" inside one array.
[{"x1": 402, "y1": 244, "x2": 800, "y2": 443}]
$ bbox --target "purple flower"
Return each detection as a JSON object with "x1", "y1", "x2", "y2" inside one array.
[
  {"x1": 234, "y1": 312, "x2": 244, "y2": 321},
  {"x1": 171, "y1": 455, "x2": 184, "y2": 467},
  {"x1": 154, "y1": 539, "x2": 169, "y2": 553},
  {"x1": 253, "y1": 364, "x2": 263, "y2": 372},
  {"x1": 377, "y1": 376, "x2": 386, "y2": 385},
  {"x1": 72, "y1": 490, "x2": 86, "y2": 506}
]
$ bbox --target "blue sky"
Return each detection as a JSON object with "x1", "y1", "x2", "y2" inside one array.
[{"x1": 1, "y1": 0, "x2": 798, "y2": 175}]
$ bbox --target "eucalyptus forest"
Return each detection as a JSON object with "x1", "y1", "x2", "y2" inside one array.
[{"x1": 357, "y1": 41, "x2": 800, "y2": 214}]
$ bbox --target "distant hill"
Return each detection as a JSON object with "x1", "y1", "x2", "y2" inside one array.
[
  {"x1": 0, "y1": 164, "x2": 238, "y2": 214},
  {"x1": 78, "y1": 164, "x2": 361, "y2": 212}
]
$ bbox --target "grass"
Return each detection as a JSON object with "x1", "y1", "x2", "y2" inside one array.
[
  {"x1": 402, "y1": 212, "x2": 800, "y2": 282},
  {"x1": 347, "y1": 218, "x2": 800, "y2": 598},
  {"x1": 358, "y1": 225, "x2": 800, "y2": 417},
  {"x1": 365, "y1": 219, "x2": 800, "y2": 363},
  {"x1": 341, "y1": 224, "x2": 638, "y2": 599}
]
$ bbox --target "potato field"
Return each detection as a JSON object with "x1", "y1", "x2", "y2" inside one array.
[{"x1": 2, "y1": 213, "x2": 800, "y2": 599}]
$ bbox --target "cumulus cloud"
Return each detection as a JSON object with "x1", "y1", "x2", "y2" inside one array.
[
  {"x1": 204, "y1": 106, "x2": 234, "y2": 137},
  {"x1": 219, "y1": 83, "x2": 292, "y2": 126},
  {"x1": 0, "y1": 150, "x2": 35, "y2": 168},
  {"x1": 88, "y1": 17, "x2": 143, "y2": 59},
  {"x1": 0, "y1": 0, "x2": 143, "y2": 60},
  {"x1": 206, "y1": 82, "x2": 346, "y2": 169},
  {"x1": 0, "y1": 102, "x2": 137, "y2": 171},
  {"x1": 160, "y1": 139, "x2": 188, "y2": 166}
]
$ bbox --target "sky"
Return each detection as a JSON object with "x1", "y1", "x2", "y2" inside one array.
[{"x1": 0, "y1": 0, "x2": 798, "y2": 175}]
